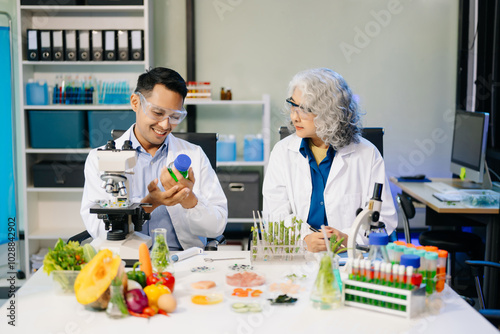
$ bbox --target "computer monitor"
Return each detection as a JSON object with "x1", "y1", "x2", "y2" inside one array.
[{"x1": 450, "y1": 110, "x2": 491, "y2": 188}]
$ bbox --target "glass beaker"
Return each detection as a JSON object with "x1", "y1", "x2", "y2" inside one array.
[
  {"x1": 310, "y1": 253, "x2": 342, "y2": 310},
  {"x1": 150, "y1": 228, "x2": 173, "y2": 274}
]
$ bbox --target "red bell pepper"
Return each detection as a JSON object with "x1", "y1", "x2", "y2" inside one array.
[{"x1": 147, "y1": 272, "x2": 175, "y2": 292}]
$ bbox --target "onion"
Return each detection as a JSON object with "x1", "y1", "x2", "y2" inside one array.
[{"x1": 125, "y1": 288, "x2": 149, "y2": 313}]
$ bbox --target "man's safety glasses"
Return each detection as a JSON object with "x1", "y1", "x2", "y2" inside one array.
[
  {"x1": 285, "y1": 97, "x2": 315, "y2": 120},
  {"x1": 136, "y1": 91, "x2": 187, "y2": 124}
]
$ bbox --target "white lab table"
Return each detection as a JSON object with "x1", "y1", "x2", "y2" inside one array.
[{"x1": 1, "y1": 251, "x2": 498, "y2": 334}]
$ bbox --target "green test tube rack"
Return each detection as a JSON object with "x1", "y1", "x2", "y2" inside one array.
[{"x1": 343, "y1": 279, "x2": 426, "y2": 318}]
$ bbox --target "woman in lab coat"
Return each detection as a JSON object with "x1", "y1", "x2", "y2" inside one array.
[{"x1": 262, "y1": 68, "x2": 397, "y2": 253}]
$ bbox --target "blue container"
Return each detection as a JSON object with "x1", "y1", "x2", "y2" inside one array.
[
  {"x1": 217, "y1": 134, "x2": 236, "y2": 161},
  {"x1": 26, "y1": 80, "x2": 49, "y2": 105},
  {"x1": 244, "y1": 135, "x2": 263, "y2": 161},
  {"x1": 88, "y1": 110, "x2": 135, "y2": 148},
  {"x1": 29, "y1": 110, "x2": 86, "y2": 148}
]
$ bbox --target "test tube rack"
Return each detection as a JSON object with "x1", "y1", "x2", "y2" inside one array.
[
  {"x1": 343, "y1": 279, "x2": 426, "y2": 318},
  {"x1": 250, "y1": 243, "x2": 308, "y2": 262}
]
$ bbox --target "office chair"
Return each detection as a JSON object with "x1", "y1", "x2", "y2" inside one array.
[
  {"x1": 279, "y1": 126, "x2": 384, "y2": 157},
  {"x1": 465, "y1": 260, "x2": 500, "y2": 327},
  {"x1": 396, "y1": 192, "x2": 484, "y2": 289},
  {"x1": 69, "y1": 130, "x2": 225, "y2": 251}
]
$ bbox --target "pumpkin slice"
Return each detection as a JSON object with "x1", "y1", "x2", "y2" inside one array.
[{"x1": 74, "y1": 249, "x2": 122, "y2": 306}]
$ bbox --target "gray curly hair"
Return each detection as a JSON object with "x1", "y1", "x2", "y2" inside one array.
[{"x1": 285, "y1": 68, "x2": 362, "y2": 149}]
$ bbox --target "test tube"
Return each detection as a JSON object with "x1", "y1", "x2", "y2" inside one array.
[
  {"x1": 425, "y1": 252, "x2": 438, "y2": 295},
  {"x1": 403, "y1": 247, "x2": 415, "y2": 255},
  {"x1": 436, "y1": 250, "x2": 448, "y2": 293},
  {"x1": 392, "y1": 264, "x2": 400, "y2": 288},
  {"x1": 394, "y1": 245, "x2": 406, "y2": 264},
  {"x1": 386, "y1": 243, "x2": 396, "y2": 264},
  {"x1": 353, "y1": 258, "x2": 360, "y2": 281},
  {"x1": 414, "y1": 249, "x2": 427, "y2": 274},
  {"x1": 406, "y1": 266, "x2": 414, "y2": 290},
  {"x1": 398, "y1": 265, "x2": 406, "y2": 290},
  {"x1": 373, "y1": 261, "x2": 381, "y2": 285}
]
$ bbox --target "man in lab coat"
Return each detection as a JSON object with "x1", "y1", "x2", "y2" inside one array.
[
  {"x1": 263, "y1": 68, "x2": 397, "y2": 253},
  {"x1": 81, "y1": 67, "x2": 228, "y2": 250}
]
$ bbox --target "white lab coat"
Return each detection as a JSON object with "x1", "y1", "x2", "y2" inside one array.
[
  {"x1": 262, "y1": 134, "x2": 397, "y2": 244},
  {"x1": 80, "y1": 127, "x2": 228, "y2": 250}
]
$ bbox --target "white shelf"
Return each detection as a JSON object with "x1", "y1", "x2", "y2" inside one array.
[
  {"x1": 22, "y1": 61, "x2": 146, "y2": 66},
  {"x1": 18, "y1": 0, "x2": 153, "y2": 278},
  {"x1": 23, "y1": 104, "x2": 132, "y2": 110},
  {"x1": 227, "y1": 218, "x2": 255, "y2": 223},
  {"x1": 217, "y1": 161, "x2": 265, "y2": 167},
  {"x1": 185, "y1": 99, "x2": 265, "y2": 106},
  {"x1": 27, "y1": 187, "x2": 84, "y2": 193},
  {"x1": 20, "y1": 5, "x2": 145, "y2": 14},
  {"x1": 27, "y1": 227, "x2": 85, "y2": 240},
  {"x1": 25, "y1": 148, "x2": 92, "y2": 154}
]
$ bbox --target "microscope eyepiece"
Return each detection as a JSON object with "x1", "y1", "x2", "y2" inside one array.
[{"x1": 371, "y1": 183, "x2": 383, "y2": 201}]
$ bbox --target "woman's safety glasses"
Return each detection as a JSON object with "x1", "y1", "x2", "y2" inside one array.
[
  {"x1": 136, "y1": 91, "x2": 187, "y2": 124},
  {"x1": 285, "y1": 97, "x2": 315, "y2": 120}
]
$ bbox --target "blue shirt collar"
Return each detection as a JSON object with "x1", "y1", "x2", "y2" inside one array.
[
  {"x1": 299, "y1": 138, "x2": 335, "y2": 162},
  {"x1": 129, "y1": 125, "x2": 168, "y2": 155}
]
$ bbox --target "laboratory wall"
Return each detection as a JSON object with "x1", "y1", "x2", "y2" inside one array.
[{"x1": 189, "y1": 0, "x2": 459, "y2": 179}]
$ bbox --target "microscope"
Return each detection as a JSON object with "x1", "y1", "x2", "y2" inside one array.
[
  {"x1": 347, "y1": 183, "x2": 387, "y2": 262},
  {"x1": 90, "y1": 140, "x2": 152, "y2": 259}
]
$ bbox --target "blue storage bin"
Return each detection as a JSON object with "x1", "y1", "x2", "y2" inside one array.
[
  {"x1": 217, "y1": 134, "x2": 236, "y2": 161},
  {"x1": 244, "y1": 134, "x2": 264, "y2": 161},
  {"x1": 29, "y1": 110, "x2": 86, "y2": 148},
  {"x1": 88, "y1": 110, "x2": 136, "y2": 148},
  {"x1": 26, "y1": 80, "x2": 49, "y2": 105}
]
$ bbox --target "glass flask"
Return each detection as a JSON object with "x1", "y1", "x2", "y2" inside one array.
[
  {"x1": 310, "y1": 253, "x2": 342, "y2": 310},
  {"x1": 150, "y1": 228, "x2": 173, "y2": 274}
]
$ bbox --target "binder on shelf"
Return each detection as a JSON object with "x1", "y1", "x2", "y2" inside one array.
[
  {"x1": 129, "y1": 30, "x2": 143, "y2": 61},
  {"x1": 77, "y1": 30, "x2": 90, "y2": 61},
  {"x1": 91, "y1": 30, "x2": 103, "y2": 61},
  {"x1": 64, "y1": 30, "x2": 77, "y2": 61},
  {"x1": 104, "y1": 30, "x2": 116, "y2": 61},
  {"x1": 117, "y1": 30, "x2": 129, "y2": 61},
  {"x1": 51, "y1": 30, "x2": 64, "y2": 61},
  {"x1": 26, "y1": 29, "x2": 39, "y2": 61},
  {"x1": 39, "y1": 30, "x2": 52, "y2": 61}
]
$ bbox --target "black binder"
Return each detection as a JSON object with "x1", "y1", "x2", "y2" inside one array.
[
  {"x1": 39, "y1": 30, "x2": 52, "y2": 61},
  {"x1": 91, "y1": 30, "x2": 103, "y2": 61},
  {"x1": 26, "y1": 29, "x2": 39, "y2": 61},
  {"x1": 117, "y1": 30, "x2": 129, "y2": 61},
  {"x1": 64, "y1": 30, "x2": 77, "y2": 61},
  {"x1": 129, "y1": 30, "x2": 143, "y2": 61},
  {"x1": 77, "y1": 30, "x2": 90, "y2": 61},
  {"x1": 52, "y1": 30, "x2": 64, "y2": 61},
  {"x1": 103, "y1": 30, "x2": 116, "y2": 61}
]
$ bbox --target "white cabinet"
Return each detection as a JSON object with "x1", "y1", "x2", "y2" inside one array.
[{"x1": 16, "y1": 1, "x2": 153, "y2": 276}]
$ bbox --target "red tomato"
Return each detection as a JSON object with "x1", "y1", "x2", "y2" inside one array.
[{"x1": 147, "y1": 272, "x2": 175, "y2": 292}]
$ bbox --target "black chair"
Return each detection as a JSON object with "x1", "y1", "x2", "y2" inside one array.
[
  {"x1": 279, "y1": 126, "x2": 384, "y2": 157},
  {"x1": 396, "y1": 192, "x2": 484, "y2": 288},
  {"x1": 69, "y1": 130, "x2": 225, "y2": 251},
  {"x1": 465, "y1": 260, "x2": 500, "y2": 327}
]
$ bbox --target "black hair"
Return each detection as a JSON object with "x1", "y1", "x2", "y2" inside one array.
[{"x1": 135, "y1": 67, "x2": 188, "y2": 99}]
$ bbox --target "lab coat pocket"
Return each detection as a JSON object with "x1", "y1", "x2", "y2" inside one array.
[{"x1": 340, "y1": 193, "x2": 362, "y2": 230}]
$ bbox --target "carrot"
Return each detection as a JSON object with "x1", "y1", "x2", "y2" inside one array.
[{"x1": 139, "y1": 243, "x2": 153, "y2": 277}]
